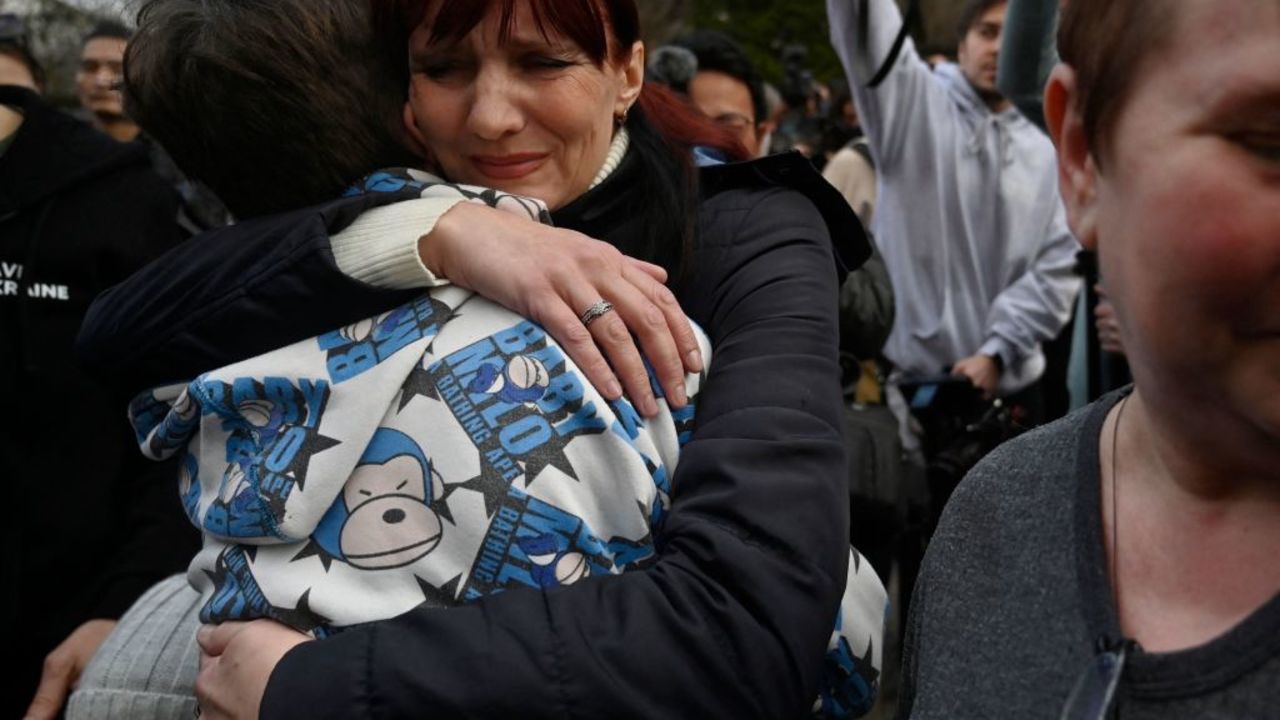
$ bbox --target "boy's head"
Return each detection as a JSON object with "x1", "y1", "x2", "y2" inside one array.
[
  {"x1": 125, "y1": 0, "x2": 418, "y2": 219},
  {"x1": 77, "y1": 21, "x2": 131, "y2": 119},
  {"x1": 1056, "y1": 0, "x2": 1174, "y2": 165},
  {"x1": 671, "y1": 30, "x2": 767, "y2": 155},
  {"x1": 955, "y1": 0, "x2": 1008, "y2": 99}
]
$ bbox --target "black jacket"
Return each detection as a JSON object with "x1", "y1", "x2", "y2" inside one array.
[
  {"x1": 0, "y1": 85, "x2": 198, "y2": 716},
  {"x1": 77, "y1": 153, "x2": 867, "y2": 718}
]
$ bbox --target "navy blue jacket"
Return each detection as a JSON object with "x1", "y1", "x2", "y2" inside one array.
[{"x1": 78, "y1": 153, "x2": 867, "y2": 718}]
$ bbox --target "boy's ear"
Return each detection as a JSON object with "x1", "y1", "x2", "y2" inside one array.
[
  {"x1": 1045, "y1": 63, "x2": 1100, "y2": 251},
  {"x1": 401, "y1": 100, "x2": 430, "y2": 160}
]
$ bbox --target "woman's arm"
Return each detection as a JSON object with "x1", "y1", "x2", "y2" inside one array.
[
  {"x1": 226, "y1": 186, "x2": 849, "y2": 719},
  {"x1": 76, "y1": 191, "x2": 424, "y2": 391},
  {"x1": 77, "y1": 186, "x2": 699, "y2": 413},
  {"x1": 826, "y1": 0, "x2": 954, "y2": 170}
]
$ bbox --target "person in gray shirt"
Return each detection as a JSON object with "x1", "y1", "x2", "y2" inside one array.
[{"x1": 898, "y1": 0, "x2": 1280, "y2": 716}]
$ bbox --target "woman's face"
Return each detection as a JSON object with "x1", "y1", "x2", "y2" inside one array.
[
  {"x1": 1071, "y1": 0, "x2": 1280, "y2": 447},
  {"x1": 403, "y1": 2, "x2": 644, "y2": 210}
]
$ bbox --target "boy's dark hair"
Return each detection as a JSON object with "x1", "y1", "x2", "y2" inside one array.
[
  {"x1": 956, "y1": 0, "x2": 1007, "y2": 41},
  {"x1": 0, "y1": 13, "x2": 44, "y2": 89},
  {"x1": 124, "y1": 0, "x2": 417, "y2": 219},
  {"x1": 672, "y1": 30, "x2": 767, "y2": 125},
  {"x1": 1058, "y1": 0, "x2": 1170, "y2": 167},
  {"x1": 83, "y1": 20, "x2": 132, "y2": 45}
]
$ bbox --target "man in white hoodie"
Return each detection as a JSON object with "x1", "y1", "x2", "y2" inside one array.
[{"x1": 826, "y1": 0, "x2": 1079, "y2": 405}]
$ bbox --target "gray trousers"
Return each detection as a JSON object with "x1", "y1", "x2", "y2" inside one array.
[{"x1": 66, "y1": 574, "x2": 202, "y2": 719}]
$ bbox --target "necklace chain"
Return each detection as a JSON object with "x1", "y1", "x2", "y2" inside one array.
[{"x1": 1110, "y1": 394, "x2": 1132, "y2": 615}]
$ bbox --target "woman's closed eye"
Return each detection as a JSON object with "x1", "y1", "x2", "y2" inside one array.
[
  {"x1": 1231, "y1": 131, "x2": 1280, "y2": 163},
  {"x1": 413, "y1": 54, "x2": 473, "y2": 81},
  {"x1": 521, "y1": 53, "x2": 577, "y2": 73}
]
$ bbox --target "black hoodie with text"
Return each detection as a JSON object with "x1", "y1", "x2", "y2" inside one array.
[{"x1": 0, "y1": 84, "x2": 198, "y2": 716}]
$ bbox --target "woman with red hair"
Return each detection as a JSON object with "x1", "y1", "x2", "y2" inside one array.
[{"x1": 72, "y1": 1, "x2": 879, "y2": 718}]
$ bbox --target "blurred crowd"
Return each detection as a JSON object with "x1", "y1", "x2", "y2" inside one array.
[{"x1": 2, "y1": 0, "x2": 1276, "y2": 718}]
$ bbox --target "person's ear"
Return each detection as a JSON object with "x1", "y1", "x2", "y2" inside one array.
[
  {"x1": 616, "y1": 40, "x2": 645, "y2": 116},
  {"x1": 402, "y1": 98, "x2": 430, "y2": 159},
  {"x1": 1045, "y1": 63, "x2": 1099, "y2": 251}
]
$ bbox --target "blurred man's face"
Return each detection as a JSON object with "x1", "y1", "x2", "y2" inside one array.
[
  {"x1": 957, "y1": 2, "x2": 1006, "y2": 98},
  {"x1": 0, "y1": 50, "x2": 36, "y2": 91},
  {"x1": 688, "y1": 70, "x2": 760, "y2": 156},
  {"x1": 76, "y1": 37, "x2": 127, "y2": 117}
]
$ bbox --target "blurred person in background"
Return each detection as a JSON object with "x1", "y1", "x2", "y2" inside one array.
[
  {"x1": 827, "y1": 0, "x2": 1079, "y2": 415},
  {"x1": 75, "y1": 22, "x2": 135, "y2": 142},
  {"x1": 821, "y1": 80, "x2": 874, "y2": 223},
  {"x1": 827, "y1": 0, "x2": 1081, "y2": 644},
  {"x1": 896, "y1": 0, "x2": 1280, "y2": 715},
  {"x1": 0, "y1": 15, "x2": 197, "y2": 719},
  {"x1": 75, "y1": 21, "x2": 231, "y2": 233},
  {"x1": 670, "y1": 30, "x2": 770, "y2": 157},
  {"x1": 760, "y1": 81, "x2": 786, "y2": 153}
]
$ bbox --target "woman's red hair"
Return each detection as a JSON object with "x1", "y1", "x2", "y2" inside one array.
[{"x1": 373, "y1": 0, "x2": 749, "y2": 161}]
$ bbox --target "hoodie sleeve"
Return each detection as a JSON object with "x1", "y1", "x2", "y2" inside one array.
[
  {"x1": 978, "y1": 198, "x2": 1081, "y2": 371},
  {"x1": 260, "y1": 186, "x2": 851, "y2": 720},
  {"x1": 826, "y1": 0, "x2": 954, "y2": 170},
  {"x1": 77, "y1": 191, "x2": 428, "y2": 394},
  {"x1": 78, "y1": 183, "x2": 552, "y2": 395}
]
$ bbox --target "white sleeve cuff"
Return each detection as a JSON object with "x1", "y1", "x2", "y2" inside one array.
[
  {"x1": 978, "y1": 337, "x2": 1016, "y2": 371},
  {"x1": 330, "y1": 197, "x2": 464, "y2": 290}
]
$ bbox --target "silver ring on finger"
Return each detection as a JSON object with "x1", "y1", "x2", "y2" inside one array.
[{"x1": 579, "y1": 300, "x2": 615, "y2": 328}]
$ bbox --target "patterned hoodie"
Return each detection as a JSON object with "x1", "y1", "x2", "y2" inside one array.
[{"x1": 129, "y1": 169, "x2": 886, "y2": 718}]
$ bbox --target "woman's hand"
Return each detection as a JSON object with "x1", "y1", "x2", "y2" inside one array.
[
  {"x1": 194, "y1": 621, "x2": 309, "y2": 720},
  {"x1": 424, "y1": 202, "x2": 703, "y2": 417}
]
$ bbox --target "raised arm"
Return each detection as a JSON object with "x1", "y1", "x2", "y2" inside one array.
[
  {"x1": 244, "y1": 187, "x2": 851, "y2": 719},
  {"x1": 826, "y1": 0, "x2": 952, "y2": 169}
]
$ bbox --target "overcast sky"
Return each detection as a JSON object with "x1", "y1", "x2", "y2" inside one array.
[
  {"x1": 3, "y1": 0, "x2": 133, "y2": 21},
  {"x1": 67, "y1": 0, "x2": 130, "y2": 19}
]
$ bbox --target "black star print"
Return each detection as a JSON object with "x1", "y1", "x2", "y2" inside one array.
[
  {"x1": 290, "y1": 537, "x2": 339, "y2": 572},
  {"x1": 415, "y1": 574, "x2": 462, "y2": 607},
  {"x1": 269, "y1": 588, "x2": 330, "y2": 635},
  {"x1": 397, "y1": 361, "x2": 440, "y2": 412}
]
